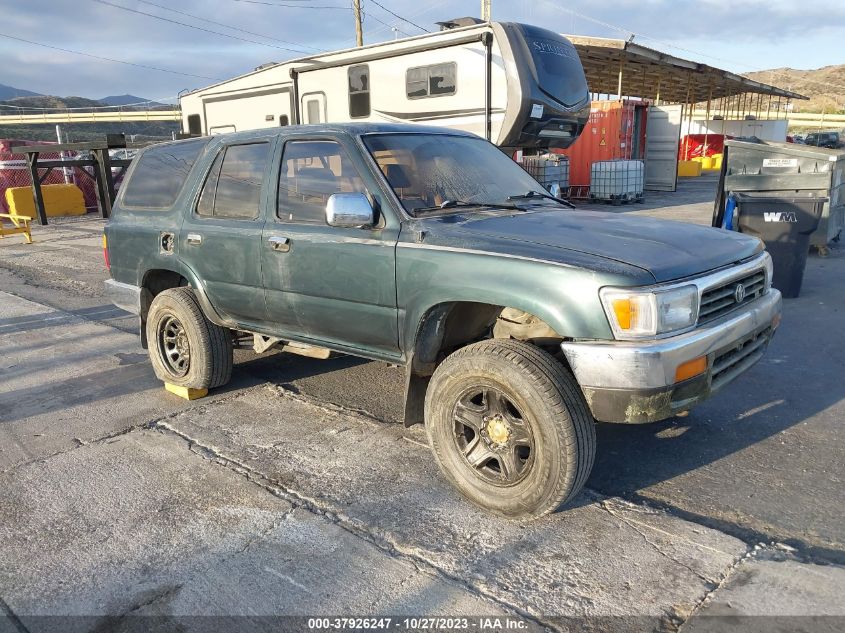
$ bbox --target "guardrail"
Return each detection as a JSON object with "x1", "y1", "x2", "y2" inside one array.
[
  {"x1": 0, "y1": 109, "x2": 181, "y2": 125},
  {"x1": 691, "y1": 110, "x2": 845, "y2": 130}
]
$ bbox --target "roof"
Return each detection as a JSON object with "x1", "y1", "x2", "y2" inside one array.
[
  {"x1": 565, "y1": 35, "x2": 808, "y2": 103},
  {"x1": 171, "y1": 122, "x2": 480, "y2": 145}
]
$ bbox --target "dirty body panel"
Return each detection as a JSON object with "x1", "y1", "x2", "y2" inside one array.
[{"x1": 105, "y1": 122, "x2": 781, "y2": 425}]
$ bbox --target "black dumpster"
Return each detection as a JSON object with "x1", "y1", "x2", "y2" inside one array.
[{"x1": 734, "y1": 194, "x2": 826, "y2": 298}]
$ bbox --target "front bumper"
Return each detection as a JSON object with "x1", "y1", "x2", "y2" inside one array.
[{"x1": 561, "y1": 288, "x2": 782, "y2": 423}]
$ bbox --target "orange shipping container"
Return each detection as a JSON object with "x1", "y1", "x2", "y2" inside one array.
[{"x1": 552, "y1": 99, "x2": 649, "y2": 188}]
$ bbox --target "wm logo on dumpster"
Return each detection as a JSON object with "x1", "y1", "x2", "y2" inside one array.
[{"x1": 763, "y1": 212, "x2": 798, "y2": 222}]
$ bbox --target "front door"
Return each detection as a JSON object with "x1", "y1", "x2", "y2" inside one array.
[
  {"x1": 261, "y1": 136, "x2": 400, "y2": 358},
  {"x1": 179, "y1": 138, "x2": 273, "y2": 328},
  {"x1": 645, "y1": 104, "x2": 684, "y2": 192}
]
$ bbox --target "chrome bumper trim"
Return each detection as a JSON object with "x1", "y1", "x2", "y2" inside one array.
[
  {"x1": 104, "y1": 279, "x2": 142, "y2": 316},
  {"x1": 561, "y1": 288, "x2": 782, "y2": 391}
]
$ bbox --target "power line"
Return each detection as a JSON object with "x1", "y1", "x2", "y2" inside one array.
[
  {"x1": 542, "y1": 2, "x2": 845, "y2": 96},
  {"x1": 0, "y1": 32, "x2": 221, "y2": 81},
  {"x1": 136, "y1": 0, "x2": 322, "y2": 52},
  {"x1": 227, "y1": 0, "x2": 350, "y2": 8},
  {"x1": 90, "y1": 0, "x2": 312, "y2": 54},
  {"x1": 364, "y1": 11, "x2": 412, "y2": 38},
  {"x1": 368, "y1": 0, "x2": 430, "y2": 32}
]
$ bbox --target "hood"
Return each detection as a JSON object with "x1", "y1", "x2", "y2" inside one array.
[{"x1": 437, "y1": 209, "x2": 763, "y2": 283}]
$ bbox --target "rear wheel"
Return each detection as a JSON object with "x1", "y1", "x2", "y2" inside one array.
[
  {"x1": 146, "y1": 287, "x2": 232, "y2": 389},
  {"x1": 425, "y1": 339, "x2": 595, "y2": 519}
]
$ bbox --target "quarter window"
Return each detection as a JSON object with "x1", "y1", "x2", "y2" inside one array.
[
  {"x1": 196, "y1": 142, "x2": 269, "y2": 219},
  {"x1": 121, "y1": 138, "x2": 210, "y2": 209},
  {"x1": 277, "y1": 140, "x2": 366, "y2": 224},
  {"x1": 348, "y1": 65, "x2": 370, "y2": 118},
  {"x1": 406, "y1": 63, "x2": 456, "y2": 99}
]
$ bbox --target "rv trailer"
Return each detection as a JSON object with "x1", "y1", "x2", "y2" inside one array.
[{"x1": 179, "y1": 19, "x2": 590, "y2": 150}]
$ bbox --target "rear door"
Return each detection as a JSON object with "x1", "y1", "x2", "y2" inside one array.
[
  {"x1": 179, "y1": 137, "x2": 274, "y2": 329},
  {"x1": 645, "y1": 104, "x2": 683, "y2": 191},
  {"x1": 261, "y1": 135, "x2": 400, "y2": 358}
]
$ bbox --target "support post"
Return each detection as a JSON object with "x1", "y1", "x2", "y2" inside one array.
[
  {"x1": 26, "y1": 152, "x2": 49, "y2": 226},
  {"x1": 352, "y1": 0, "x2": 363, "y2": 47},
  {"x1": 617, "y1": 55, "x2": 625, "y2": 100},
  {"x1": 91, "y1": 149, "x2": 113, "y2": 219},
  {"x1": 480, "y1": 0, "x2": 491, "y2": 21}
]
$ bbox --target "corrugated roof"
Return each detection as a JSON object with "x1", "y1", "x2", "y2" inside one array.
[{"x1": 566, "y1": 35, "x2": 807, "y2": 103}]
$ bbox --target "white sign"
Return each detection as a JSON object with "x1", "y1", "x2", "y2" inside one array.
[
  {"x1": 530, "y1": 103, "x2": 544, "y2": 119},
  {"x1": 762, "y1": 158, "x2": 798, "y2": 168}
]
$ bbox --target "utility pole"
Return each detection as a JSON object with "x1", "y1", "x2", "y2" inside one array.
[
  {"x1": 481, "y1": 0, "x2": 491, "y2": 21},
  {"x1": 353, "y1": 0, "x2": 363, "y2": 47}
]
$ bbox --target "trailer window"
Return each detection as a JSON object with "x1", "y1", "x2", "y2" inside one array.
[
  {"x1": 348, "y1": 65, "x2": 370, "y2": 118},
  {"x1": 406, "y1": 63, "x2": 456, "y2": 99},
  {"x1": 196, "y1": 142, "x2": 270, "y2": 219},
  {"x1": 277, "y1": 140, "x2": 366, "y2": 223},
  {"x1": 121, "y1": 138, "x2": 210, "y2": 209}
]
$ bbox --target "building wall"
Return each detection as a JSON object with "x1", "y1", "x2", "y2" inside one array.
[{"x1": 684, "y1": 118, "x2": 788, "y2": 141}]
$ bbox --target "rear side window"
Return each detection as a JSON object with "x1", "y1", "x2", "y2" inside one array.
[
  {"x1": 196, "y1": 142, "x2": 270, "y2": 219},
  {"x1": 121, "y1": 138, "x2": 209, "y2": 209}
]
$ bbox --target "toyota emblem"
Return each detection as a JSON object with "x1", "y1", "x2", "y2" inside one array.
[{"x1": 734, "y1": 283, "x2": 746, "y2": 304}]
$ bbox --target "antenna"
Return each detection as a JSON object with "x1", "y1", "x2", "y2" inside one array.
[{"x1": 481, "y1": 0, "x2": 491, "y2": 21}]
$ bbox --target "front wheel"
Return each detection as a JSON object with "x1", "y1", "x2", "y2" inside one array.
[
  {"x1": 425, "y1": 339, "x2": 595, "y2": 519},
  {"x1": 146, "y1": 287, "x2": 233, "y2": 389}
]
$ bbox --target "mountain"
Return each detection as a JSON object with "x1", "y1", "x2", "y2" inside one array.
[
  {"x1": 0, "y1": 83, "x2": 42, "y2": 100},
  {"x1": 99, "y1": 94, "x2": 163, "y2": 107},
  {"x1": 2, "y1": 95, "x2": 106, "y2": 110},
  {"x1": 744, "y1": 64, "x2": 845, "y2": 113}
]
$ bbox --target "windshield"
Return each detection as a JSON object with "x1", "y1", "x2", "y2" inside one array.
[
  {"x1": 363, "y1": 133, "x2": 549, "y2": 214},
  {"x1": 518, "y1": 24, "x2": 588, "y2": 109}
]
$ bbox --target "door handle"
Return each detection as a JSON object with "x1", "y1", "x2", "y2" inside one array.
[
  {"x1": 186, "y1": 233, "x2": 202, "y2": 245},
  {"x1": 268, "y1": 236, "x2": 290, "y2": 252}
]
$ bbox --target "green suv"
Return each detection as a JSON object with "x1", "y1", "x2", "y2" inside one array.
[{"x1": 105, "y1": 123, "x2": 781, "y2": 518}]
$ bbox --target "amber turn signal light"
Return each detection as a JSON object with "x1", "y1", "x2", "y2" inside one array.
[{"x1": 674, "y1": 356, "x2": 707, "y2": 383}]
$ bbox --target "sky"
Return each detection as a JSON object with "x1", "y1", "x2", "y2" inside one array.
[{"x1": 1, "y1": 0, "x2": 844, "y2": 102}]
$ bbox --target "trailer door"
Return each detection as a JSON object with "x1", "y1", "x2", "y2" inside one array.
[{"x1": 645, "y1": 104, "x2": 683, "y2": 192}]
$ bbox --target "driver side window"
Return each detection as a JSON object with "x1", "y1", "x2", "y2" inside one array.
[{"x1": 277, "y1": 140, "x2": 366, "y2": 224}]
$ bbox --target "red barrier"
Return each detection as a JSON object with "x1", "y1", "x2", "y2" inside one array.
[
  {"x1": 679, "y1": 134, "x2": 730, "y2": 160},
  {"x1": 0, "y1": 139, "x2": 112, "y2": 213}
]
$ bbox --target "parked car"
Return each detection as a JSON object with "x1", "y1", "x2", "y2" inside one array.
[
  {"x1": 792, "y1": 134, "x2": 805, "y2": 144},
  {"x1": 104, "y1": 123, "x2": 782, "y2": 518},
  {"x1": 803, "y1": 132, "x2": 840, "y2": 149}
]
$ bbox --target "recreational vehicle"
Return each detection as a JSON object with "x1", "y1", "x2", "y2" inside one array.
[{"x1": 179, "y1": 19, "x2": 591, "y2": 150}]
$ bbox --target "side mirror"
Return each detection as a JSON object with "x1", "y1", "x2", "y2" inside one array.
[{"x1": 326, "y1": 192, "x2": 375, "y2": 228}]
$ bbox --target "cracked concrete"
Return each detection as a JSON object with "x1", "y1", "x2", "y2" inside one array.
[{"x1": 2, "y1": 205, "x2": 845, "y2": 630}]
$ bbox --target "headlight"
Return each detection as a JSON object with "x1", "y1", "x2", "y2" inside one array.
[
  {"x1": 762, "y1": 251, "x2": 773, "y2": 290},
  {"x1": 600, "y1": 285, "x2": 699, "y2": 339}
]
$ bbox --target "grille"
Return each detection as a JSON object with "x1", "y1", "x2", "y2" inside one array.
[
  {"x1": 698, "y1": 270, "x2": 766, "y2": 324},
  {"x1": 711, "y1": 327, "x2": 771, "y2": 391}
]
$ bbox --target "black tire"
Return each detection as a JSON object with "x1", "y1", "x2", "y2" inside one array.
[
  {"x1": 146, "y1": 287, "x2": 233, "y2": 389},
  {"x1": 425, "y1": 339, "x2": 595, "y2": 519}
]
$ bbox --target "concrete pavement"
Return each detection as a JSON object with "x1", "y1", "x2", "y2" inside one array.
[{"x1": 1, "y1": 179, "x2": 844, "y2": 630}]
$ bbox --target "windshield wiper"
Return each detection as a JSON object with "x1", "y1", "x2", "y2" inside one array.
[
  {"x1": 413, "y1": 200, "x2": 521, "y2": 215},
  {"x1": 506, "y1": 190, "x2": 575, "y2": 208}
]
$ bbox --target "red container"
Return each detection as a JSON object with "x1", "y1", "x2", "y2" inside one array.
[
  {"x1": 679, "y1": 134, "x2": 728, "y2": 160},
  {"x1": 552, "y1": 99, "x2": 649, "y2": 188}
]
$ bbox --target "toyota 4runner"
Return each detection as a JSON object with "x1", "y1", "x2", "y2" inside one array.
[{"x1": 105, "y1": 123, "x2": 782, "y2": 518}]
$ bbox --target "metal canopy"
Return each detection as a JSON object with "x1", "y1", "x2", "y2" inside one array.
[{"x1": 565, "y1": 35, "x2": 807, "y2": 103}]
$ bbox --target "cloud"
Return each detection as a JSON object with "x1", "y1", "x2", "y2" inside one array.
[{"x1": 0, "y1": 0, "x2": 841, "y2": 98}]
